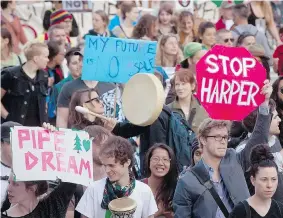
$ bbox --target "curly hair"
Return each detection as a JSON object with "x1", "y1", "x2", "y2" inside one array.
[
  {"x1": 132, "y1": 14, "x2": 157, "y2": 40},
  {"x1": 99, "y1": 136, "x2": 134, "y2": 168}
]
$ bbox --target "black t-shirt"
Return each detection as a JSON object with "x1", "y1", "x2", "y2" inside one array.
[
  {"x1": 1, "y1": 182, "x2": 76, "y2": 218},
  {"x1": 57, "y1": 78, "x2": 125, "y2": 121},
  {"x1": 229, "y1": 200, "x2": 283, "y2": 218}
]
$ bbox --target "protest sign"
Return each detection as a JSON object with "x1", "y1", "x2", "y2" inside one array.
[
  {"x1": 11, "y1": 127, "x2": 93, "y2": 186},
  {"x1": 63, "y1": 0, "x2": 93, "y2": 12},
  {"x1": 82, "y1": 35, "x2": 157, "y2": 83},
  {"x1": 195, "y1": 45, "x2": 266, "y2": 121}
]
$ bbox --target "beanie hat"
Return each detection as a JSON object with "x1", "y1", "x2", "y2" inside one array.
[
  {"x1": 183, "y1": 42, "x2": 203, "y2": 60},
  {"x1": 50, "y1": 9, "x2": 72, "y2": 26}
]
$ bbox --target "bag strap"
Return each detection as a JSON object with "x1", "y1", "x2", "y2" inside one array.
[
  {"x1": 191, "y1": 164, "x2": 229, "y2": 218},
  {"x1": 241, "y1": 200, "x2": 251, "y2": 218}
]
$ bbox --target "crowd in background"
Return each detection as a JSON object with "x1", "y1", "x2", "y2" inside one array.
[{"x1": 1, "y1": 0, "x2": 283, "y2": 218}]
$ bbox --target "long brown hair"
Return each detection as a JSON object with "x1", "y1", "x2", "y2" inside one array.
[
  {"x1": 132, "y1": 14, "x2": 157, "y2": 40},
  {"x1": 178, "y1": 11, "x2": 195, "y2": 46},
  {"x1": 68, "y1": 88, "x2": 104, "y2": 130},
  {"x1": 144, "y1": 143, "x2": 178, "y2": 211},
  {"x1": 155, "y1": 34, "x2": 184, "y2": 67}
]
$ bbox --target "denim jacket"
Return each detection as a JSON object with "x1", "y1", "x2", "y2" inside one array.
[{"x1": 1, "y1": 65, "x2": 49, "y2": 125}]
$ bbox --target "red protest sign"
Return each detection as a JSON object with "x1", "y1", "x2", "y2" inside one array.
[{"x1": 195, "y1": 45, "x2": 266, "y2": 121}]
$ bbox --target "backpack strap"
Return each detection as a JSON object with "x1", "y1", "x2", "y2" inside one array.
[
  {"x1": 191, "y1": 163, "x2": 229, "y2": 218},
  {"x1": 241, "y1": 200, "x2": 251, "y2": 218},
  {"x1": 17, "y1": 55, "x2": 22, "y2": 65}
]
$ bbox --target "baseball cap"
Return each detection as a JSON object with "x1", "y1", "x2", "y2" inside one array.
[
  {"x1": 183, "y1": 42, "x2": 203, "y2": 60},
  {"x1": 1, "y1": 121, "x2": 22, "y2": 143}
]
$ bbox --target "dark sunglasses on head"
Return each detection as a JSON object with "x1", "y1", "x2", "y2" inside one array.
[
  {"x1": 224, "y1": 38, "x2": 234, "y2": 43},
  {"x1": 84, "y1": 97, "x2": 101, "y2": 104}
]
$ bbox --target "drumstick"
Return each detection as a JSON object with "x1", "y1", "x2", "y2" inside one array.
[{"x1": 75, "y1": 106, "x2": 108, "y2": 121}]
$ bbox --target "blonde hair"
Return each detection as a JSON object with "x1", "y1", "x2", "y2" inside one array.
[
  {"x1": 155, "y1": 34, "x2": 184, "y2": 67},
  {"x1": 198, "y1": 118, "x2": 231, "y2": 148},
  {"x1": 24, "y1": 42, "x2": 48, "y2": 61}
]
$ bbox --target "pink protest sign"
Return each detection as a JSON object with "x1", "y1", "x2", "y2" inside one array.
[
  {"x1": 11, "y1": 127, "x2": 93, "y2": 186},
  {"x1": 195, "y1": 45, "x2": 266, "y2": 121}
]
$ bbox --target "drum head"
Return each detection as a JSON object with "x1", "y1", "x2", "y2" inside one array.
[
  {"x1": 109, "y1": 197, "x2": 137, "y2": 212},
  {"x1": 122, "y1": 73, "x2": 165, "y2": 126}
]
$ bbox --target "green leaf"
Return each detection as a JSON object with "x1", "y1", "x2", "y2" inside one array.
[
  {"x1": 83, "y1": 140, "x2": 91, "y2": 152},
  {"x1": 235, "y1": 0, "x2": 244, "y2": 4},
  {"x1": 211, "y1": 0, "x2": 223, "y2": 7}
]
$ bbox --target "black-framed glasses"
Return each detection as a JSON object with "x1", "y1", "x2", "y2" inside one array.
[
  {"x1": 206, "y1": 135, "x2": 229, "y2": 142},
  {"x1": 84, "y1": 97, "x2": 101, "y2": 104},
  {"x1": 280, "y1": 88, "x2": 283, "y2": 94},
  {"x1": 224, "y1": 38, "x2": 234, "y2": 43},
  {"x1": 150, "y1": 156, "x2": 171, "y2": 165}
]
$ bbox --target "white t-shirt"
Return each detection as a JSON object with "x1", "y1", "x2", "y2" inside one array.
[
  {"x1": 76, "y1": 178, "x2": 158, "y2": 218},
  {"x1": 1, "y1": 162, "x2": 11, "y2": 206}
]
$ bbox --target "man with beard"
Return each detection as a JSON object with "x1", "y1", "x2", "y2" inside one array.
[{"x1": 271, "y1": 76, "x2": 283, "y2": 146}]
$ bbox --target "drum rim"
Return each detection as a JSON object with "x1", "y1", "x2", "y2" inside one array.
[
  {"x1": 108, "y1": 197, "x2": 137, "y2": 212},
  {"x1": 122, "y1": 73, "x2": 165, "y2": 126}
]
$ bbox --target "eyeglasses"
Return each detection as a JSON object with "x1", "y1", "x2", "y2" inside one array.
[
  {"x1": 206, "y1": 135, "x2": 229, "y2": 142},
  {"x1": 280, "y1": 88, "x2": 283, "y2": 94},
  {"x1": 150, "y1": 156, "x2": 171, "y2": 165},
  {"x1": 224, "y1": 38, "x2": 234, "y2": 43},
  {"x1": 84, "y1": 97, "x2": 101, "y2": 104}
]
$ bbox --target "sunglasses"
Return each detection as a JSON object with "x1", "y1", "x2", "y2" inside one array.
[
  {"x1": 224, "y1": 38, "x2": 234, "y2": 43},
  {"x1": 84, "y1": 97, "x2": 101, "y2": 104}
]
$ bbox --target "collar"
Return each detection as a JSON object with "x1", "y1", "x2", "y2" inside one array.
[
  {"x1": 1, "y1": 161, "x2": 11, "y2": 169},
  {"x1": 20, "y1": 64, "x2": 48, "y2": 83},
  {"x1": 202, "y1": 158, "x2": 214, "y2": 173},
  {"x1": 172, "y1": 96, "x2": 198, "y2": 110}
]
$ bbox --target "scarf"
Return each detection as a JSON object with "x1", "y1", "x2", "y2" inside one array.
[{"x1": 101, "y1": 175, "x2": 136, "y2": 210}]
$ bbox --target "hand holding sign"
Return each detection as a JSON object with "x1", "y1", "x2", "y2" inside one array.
[
  {"x1": 195, "y1": 45, "x2": 267, "y2": 121},
  {"x1": 11, "y1": 127, "x2": 93, "y2": 186},
  {"x1": 260, "y1": 80, "x2": 273, "y2": 103}
]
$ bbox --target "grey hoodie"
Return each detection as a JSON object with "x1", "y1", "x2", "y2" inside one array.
[{"x1": 232, "y1": 24, "x2": 272, "y2": 65}]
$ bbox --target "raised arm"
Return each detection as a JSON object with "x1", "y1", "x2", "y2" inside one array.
[{"x1": 237, "y1": 80, "x2": 272, "y2": 172}]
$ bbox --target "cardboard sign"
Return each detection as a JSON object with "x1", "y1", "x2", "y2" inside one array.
[
  {"x1": 62, "y1": 0, "x2": 93, "y2": 12},
  {"x1": 195, "y1": 45, "x2": 266, "y2": 121},
  {"x1": 11, "y1": 127, "x2": 93, "y2": 186},
  {"x1": 82, "y1": 36, "x2": 157, "y2": 83}
]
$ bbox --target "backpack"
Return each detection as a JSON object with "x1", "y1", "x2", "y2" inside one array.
[{"x1": 163, "y1": 108, "x2": 196, "y2": 172}]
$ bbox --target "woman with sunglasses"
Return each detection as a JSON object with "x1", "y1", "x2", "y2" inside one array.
[{"x1": 142, "y1": 143, "x2": 178, "y2": 218}]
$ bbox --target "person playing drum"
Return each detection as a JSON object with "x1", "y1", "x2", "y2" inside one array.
[{"x1": 76, "y1": 135, "x2": 158, "y2": 218}]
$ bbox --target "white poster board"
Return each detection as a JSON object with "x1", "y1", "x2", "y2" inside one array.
[{"x1": 11, "y1": 127, "x2": 93, "y2": 186}]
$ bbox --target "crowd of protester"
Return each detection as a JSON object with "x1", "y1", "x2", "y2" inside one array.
[{"x1": 1, "y1": 0, "x2": 283, "y2": 217}]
